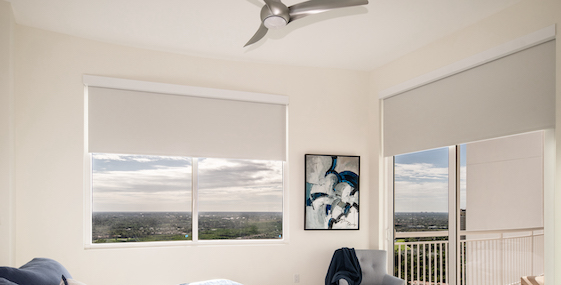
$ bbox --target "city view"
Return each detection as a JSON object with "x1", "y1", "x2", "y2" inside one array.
[
  {"x1": 92, "y1": 211, "x2": 282, "y2": 243},
  {"x1": 91, "y1": 153, "x2": 284, "y2": 243},
  {"x1": 394, "y1": 212, "x2": 448, "y2": 232},
  {"x1": 394, "y1": 210, "x2": 466, "y2": 233}
]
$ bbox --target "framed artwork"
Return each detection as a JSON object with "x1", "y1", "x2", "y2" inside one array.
[{"x1": 305, "y1": 154, "x2": 360, "y2": 230}]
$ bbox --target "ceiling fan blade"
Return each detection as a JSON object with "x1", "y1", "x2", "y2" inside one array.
[
  {"x1": 263, "y1": 0, "x2": 282, "y2": 6},
  {"x1": 288, "y1": 0, "x2": 368, "y2": 21},
  {"x1": 244, "y1": 23, "x2": 269, "y2": 47}
]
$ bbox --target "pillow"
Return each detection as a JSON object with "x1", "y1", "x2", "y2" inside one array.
[
  {"x1": 0, "y1": 258, "x2": 72, "y2": 285},
  {"x1": 60, "y1": 276, "x2": 87, "y2": 285}
]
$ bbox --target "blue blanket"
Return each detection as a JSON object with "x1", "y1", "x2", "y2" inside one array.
[{"x1": 325, "y1": 248, "x2": 362, "y2": 285}]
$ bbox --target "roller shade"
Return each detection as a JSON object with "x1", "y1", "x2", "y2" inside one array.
[
  {"x1": 383, "y1": 40, "x2": 555, "y2": 157},
  {"x1": 87, "y1": 85, "x2": 287, "y2": 161},
  {"x1": 465, "y1": 131, "x2": 544, "y2": 231}
]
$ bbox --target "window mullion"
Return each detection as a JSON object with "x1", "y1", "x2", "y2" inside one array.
[
  {"x1": 192, "y1": 157, "x2": 199, "y2": 242},
  {"x1": 448, "y1": 146, "x2": 458, "y2": 285},
  {"x1": 455, "y1": 146, "x2": 462, "y2": 285}
]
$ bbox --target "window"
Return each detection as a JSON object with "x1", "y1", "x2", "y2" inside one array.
[
  {"x1": 91, "y1": 154, "x2": 283, "y2": 243},
  {"x1": 393, "y1": 147, "x2": 451, "y2": 284},
  {"x1": 84, "y1": 75, "x2": 288, "y2": 245},
  {"x1": 92, "y1": 154, "x2": 193, "y2": 243},
  {"x1": 394, "y1": 147, "x2": 449, "y2": 233},
  {"x1": 197, "y1": 158, "x2": 283, "y2": 240}
]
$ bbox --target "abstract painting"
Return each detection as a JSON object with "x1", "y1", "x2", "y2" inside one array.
[{"x1": 305, "y1": 154, "x2": 359, "y2": 230}]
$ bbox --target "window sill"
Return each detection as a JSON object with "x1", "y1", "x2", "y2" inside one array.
[{"x1": 84, "y1": 238, "x2": 288, "y2": 250}]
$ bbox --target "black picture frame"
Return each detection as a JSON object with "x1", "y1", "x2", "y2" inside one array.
[{"x1": 304, "y1": 154, "x2": 360, "y2": 230}]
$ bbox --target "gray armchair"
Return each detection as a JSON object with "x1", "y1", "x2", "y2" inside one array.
[{"x1": 338, "y1": 250, "x2": 405, "y2": 285}]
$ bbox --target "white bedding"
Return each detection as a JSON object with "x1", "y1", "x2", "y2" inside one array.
[{"x1": 182, "y1": 279, "x2": 243, "y2": 285}]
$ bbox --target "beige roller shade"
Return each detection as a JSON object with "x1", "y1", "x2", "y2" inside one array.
[
  {"x1": 383, "y1": 40, "x2": 555, "y2": 157},
  {"x1": 88, "y1": 86, "x2": 287, "y2": 161}
]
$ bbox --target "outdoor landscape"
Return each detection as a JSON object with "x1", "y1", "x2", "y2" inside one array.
[
  {"x1": 92, "y1": 211, "x2": 282, "y2": 243},
  {"x1": 394, "y1": 212, "x2": 448, "y2": 232},
  {"x1": 395, "y1": 210, "x2": 466, "y2": 233},
  {"x1": 394, "y1": 212, "x2": 453, "y2": 284}
]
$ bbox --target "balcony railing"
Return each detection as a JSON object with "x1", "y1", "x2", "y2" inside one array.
[{"x1": 394, "y1": 228, "x2": 544, "y2": 285}]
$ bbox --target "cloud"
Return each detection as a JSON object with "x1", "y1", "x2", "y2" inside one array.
[
  {"x1": 394, "y1": 179, "x2": 449, "y2": 212},
  {"x1": 395, "y1": 163, "x2": 448, "y2": 181},
  {"x1": 93, "y1": 167, "x2": 191, "y2": 193},
  {"x1": 92, "y1": 155, "x2": 283, "y2": 212},
  {"x1": 394, "y1": 162, "x2": 468, "y2": 212},
  {"x1": 93, "y1": 192, "x2": 191, "y2": 212},
  {"x1": 130, "y1": 157, "x2": 154, "y2": 163},
  {"x1": 198, "y1": 158, "x2": 283, "y2": 212},
  {"x1": 394, "y1": 162, "x2": 448, "y2": 212},
  {"x1": 199, "y1": 158, "x2": 282, "y2": 188},
  {"x1": 93, "y1": 164, "x2": 192, "y2": 211},
  {"x1": 92, "y1": 153, "x2": 127, "y2": 161}
]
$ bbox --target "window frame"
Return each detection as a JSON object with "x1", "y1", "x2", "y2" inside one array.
[
  {"x1": 384, "y1": 145, "x2": 460, "y2": 284},
  {"x1": 85, "y1": 154, "x2": 288, "y2": 249},
  {"x1": 83, "y1": 76, "x2": 289, "y2": 249}
]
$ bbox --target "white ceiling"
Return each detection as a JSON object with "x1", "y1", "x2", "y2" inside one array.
[{"x1": 6, "y1": 0, "x2": 521, "y2": 71}]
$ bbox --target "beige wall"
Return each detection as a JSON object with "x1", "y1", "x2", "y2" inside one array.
[
  {"x1": 0, "y1": 1, "x2": 15, "y2": 267},
  {"x1": 4, "y1": 0, "x2": 561, "y2": 284},
  {"x1": 369, "y1": 0, "x2": 561, "y2": 281},
  {"x1": 12, "y1": 24, "x2": 370, "y2": 284}
]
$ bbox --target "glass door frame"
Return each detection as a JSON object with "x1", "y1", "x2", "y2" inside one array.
[
  {"x1": 386, "y1": 131, "x2": 554, "y2": 285},
  {"x1": 385, "y1": 145, "x2": 461, "y2": 285}
]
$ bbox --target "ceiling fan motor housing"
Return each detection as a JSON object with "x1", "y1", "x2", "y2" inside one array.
[{"x1": 261, "y1": 2, "x2": 290, "y2": 29}]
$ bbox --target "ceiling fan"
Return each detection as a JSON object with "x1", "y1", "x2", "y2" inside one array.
[{"x1": 244, "y1": 0, "x2": 369, "y2": 47}]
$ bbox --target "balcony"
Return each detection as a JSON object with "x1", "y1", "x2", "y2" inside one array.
[{"x1": 394, "y1": 228, "x2": 544, "y2": 285}]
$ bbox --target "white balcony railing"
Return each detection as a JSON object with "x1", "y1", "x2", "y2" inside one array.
[{"x1": 394, "y1": 228, "x2": 544, "y2": 285}]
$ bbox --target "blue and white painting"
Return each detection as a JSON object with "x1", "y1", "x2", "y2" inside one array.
[{"x1": 305, "y1": 154, "x2": 359, "y2": 230}]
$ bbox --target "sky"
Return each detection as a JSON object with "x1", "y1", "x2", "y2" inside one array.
[
  {"x1": 92, "y1": 153, "x2": 283, "y2": 213},
  {"x1": 92, "y1": 146, "x2": 465, "y2": 214},
  {"x1": 394, "y1": 145, "x2": 466, "y2": 213}
]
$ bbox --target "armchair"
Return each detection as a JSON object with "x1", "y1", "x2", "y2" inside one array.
[{"x1": 338, "y1": 250, "x2": 404, "y2": 285}]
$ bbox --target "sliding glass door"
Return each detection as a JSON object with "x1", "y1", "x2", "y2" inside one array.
[
  {"x1": 392, "y1": 132, "x2": 545, "y2": 285},
  {"x1": 393, "y1": 147, "x2": 452, "y2": 284}
]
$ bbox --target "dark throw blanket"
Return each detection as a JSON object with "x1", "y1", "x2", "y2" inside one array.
[{"x1": 325, "y1": 247, "x2": 362, "y2": 285}]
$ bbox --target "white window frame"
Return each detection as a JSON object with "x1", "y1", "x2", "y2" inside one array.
[
  {"x1": 383, "y1": 156, "x2": 394, "y2": 273},
  {"x1": 82, "y1": 76, "x2": 289, "y2": 249},
  {"x1": 383, "y1": 146, "x2": 459, "y2": 277}
]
